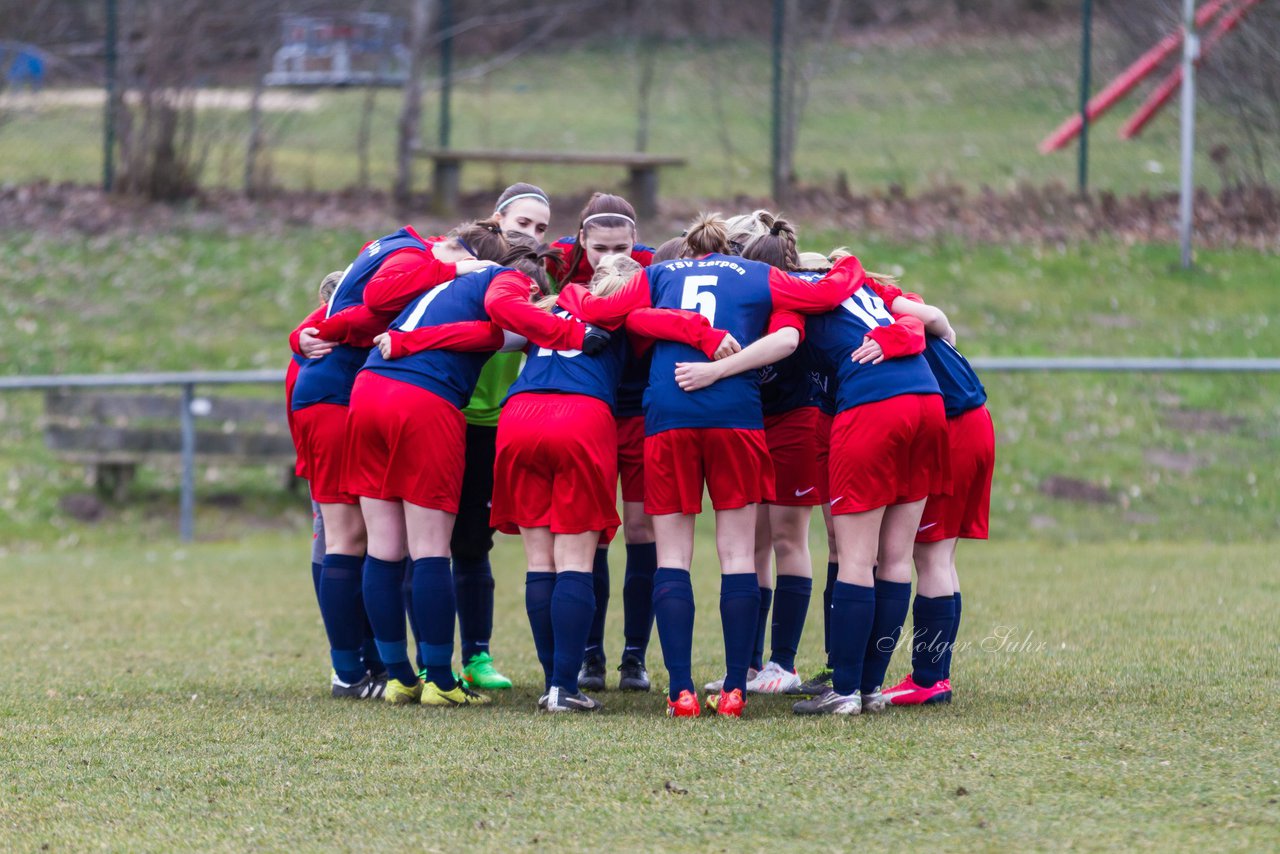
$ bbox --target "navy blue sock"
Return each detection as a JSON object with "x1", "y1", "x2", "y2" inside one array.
[
  {"x1": 452, "y1": 556, "x2": 494, "y2": 663},
  {"x1": 912, "y1": 595, "x2": 956, "y2": 688},
  {"x1": 652, "y1": 567, "x2": 696, "y2": 700},
  {"x1": 550, "y1": 571, "x2": 596, "y2": 693},
  {"x1": 361, "y1": 556, "x2": 415, "y2": 684},
  {"x1": 411, "y1": 557, "x2": 457, "y2": 690},
  {"x1": 622, "y1": 542, "x2": 657, "y2": 661},
  {"x1": 720, "y1": 573, "x2": 760, "y2": 695},
  {"x1": 401, "y1": 558, "x2": 424, "y2": 671},
  {"x1": 770, "y1": 575, "x2": 812, "y2": 671},
  {"x1": 861, "y1": 579, "x2": 913, "y2": 694},
  {"x1": 524, "y1": 571, "x2": 557, "y2": 691},
  {"x1": 830, "y1": 581, "x2": 875, "y2": 696},
  {"x1": 822, "y1": 560, "x2": 838, "y2": 667},
  {"x1": 751, "y1": 586, "x2": 773, "y2": 671},
  {"x1": 361, "y1": 621, "x2": 383, "y2": 676},
  {"x1": 310, "y1": 561, "x2": 322, "y2": 604},
  {"x1": 584, "y1": 548, "x2": 610, "y2": 658},
  {"x1": 318, "y1": 553, "x2": 367, "y2": 684},
  {"x1": 944, "y1": 591, "x2": 962, "y2": 679}
]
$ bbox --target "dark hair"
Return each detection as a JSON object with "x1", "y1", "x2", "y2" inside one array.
[
  {"x1": 650, "y1": 236, "x2": 686, "y2": 263},
  {"x1": 449, "y1": 217, "x2": 509, "y2": 262},
  {"x1": 740, "y1": 213, "x2": 799, "y2": 271},
  {"x1": 560, "y1": 193, "x2": 639, "y2": 283},
  {"x1": 499, "y1": 241, "x2": 559, "y2": 294},
  {"x1": 680, "y1": 212, "x2": 729, "y2": 257},
  {"x1": 494, "y1": 182, "x2": 550, "y2": 213}
]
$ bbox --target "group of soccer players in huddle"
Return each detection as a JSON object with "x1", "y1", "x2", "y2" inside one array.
[{"x1": 285, "y1": 181, "x2": 994, "y2": 717}]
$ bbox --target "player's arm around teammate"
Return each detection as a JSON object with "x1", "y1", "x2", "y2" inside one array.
[{"x1": 343, "y1": 243, "x2": 607, "y2": 708}]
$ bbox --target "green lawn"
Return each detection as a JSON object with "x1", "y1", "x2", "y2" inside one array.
[
  {"x1": 1, "y1": 535, "x2": 1276, "y2": 849},
  {"x1": 0, "y1": 30, "x2": 1251, "y2": 199}
]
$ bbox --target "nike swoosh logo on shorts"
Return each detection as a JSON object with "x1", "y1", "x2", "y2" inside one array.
[
  {"x1": 918, "y1": 522, "x2": 937, "y2": 532},
  {"x1": 794, "y1": 487, "x2": 816, "y2": 497},
  {"x1": 830, "y1": 496, "x2": 843, "y2": 506}
]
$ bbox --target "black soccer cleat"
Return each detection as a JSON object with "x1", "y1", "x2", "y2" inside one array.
[
  {"x1": 617, "y1": 654, "x2": 651, "y2": 692},
  {"x1": 577, "y1": 652, "x2": 607, "y2": 692}
]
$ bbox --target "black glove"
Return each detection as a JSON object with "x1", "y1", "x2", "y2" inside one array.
[{"x1": 581, "y1": 325, "x2": 611, "y2": 355}]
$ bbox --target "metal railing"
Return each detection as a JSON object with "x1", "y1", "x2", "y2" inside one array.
[{"x1": 2, "y1": 357, "x2": 1279, "y2": 542}]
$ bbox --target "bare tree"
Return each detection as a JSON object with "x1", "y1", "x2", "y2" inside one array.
[{"x1": 395, "y1": 0, "x2": 436, "y2": 211}]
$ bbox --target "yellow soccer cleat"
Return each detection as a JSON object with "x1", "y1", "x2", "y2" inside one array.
[
  {"x1": 383, "y1": 678, "x2": 423, "y2": 705},
  {"x1": 420, "y1": 680, "x2": 491, "y2": 707}
]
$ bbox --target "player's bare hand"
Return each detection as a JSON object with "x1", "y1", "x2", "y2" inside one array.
[
  {"x1": 374, "y1": 332, "x2": 394, "y2": 359},
  {"x1": 944, "y1": 326, "x2": 957, "y2": 347},
  {"x1": 456, "y1": 259, "x2": 498, "y2": 275},
  {"x1": 850, "y1": 336, "x2": 885, "y2": 365},
  {"x1": 675, "y1": 361, "x2": 723, "y2": 392},
  {"x1": 712, "y1": 332, "x2": 741, "y2": 360},
  {"x1": 299, "y1": 328, "x2": 335, "y2": 359}
]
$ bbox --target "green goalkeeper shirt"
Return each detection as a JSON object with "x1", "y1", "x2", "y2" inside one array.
[{"x1": 462, "y1": 351, "x2": 524, "y2": 427}]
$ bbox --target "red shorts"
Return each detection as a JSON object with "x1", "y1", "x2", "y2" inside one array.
[
  {"x1": 917, "y1": 404, "x2": 994, "y2": 542},
  {"x1": 285, "y1": 360, "x2": 305, "y2": 478},
  {"x1": 342, "y1": 371, "x2": 465, "y2": 512},
  {"x1": 292, "y1": 402, "x2": 356, "y2": 505},
  {"x1": 616, "y1": 415, "x2": 646, "y2": 504},
  {"x1": 491, "y1": 393, "x2": 620, "y2": 540},
  {"x1": 764, "y1": 407, "x2": 831, "y2": 506},
  {"x1": 828, "y1": 394, "x2": 949, "y2": 515},
  {"x1": 644, "y1": 427, "x2": 774, "y2": 516}
]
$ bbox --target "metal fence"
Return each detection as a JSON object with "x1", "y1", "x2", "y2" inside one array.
[{"x1": 3, "y1": 358, "x2": 1279, "y2": 543}]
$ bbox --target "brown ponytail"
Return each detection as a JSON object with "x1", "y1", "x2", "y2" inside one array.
[
  {"x1": 650, "y1": 235, "x2": 686, "y2": 263},
  {"x1": 680, "y1": 212, "x2": 729, "y2": 257},
  {"x1": 741, "y1": 215, "x2": 799, "y2": 271},
  {"x1": 499, "y1": 240, "x2": 559, "y2": 297},
  {"x1": 449, "y1": 217, "x2": 509, "y2": 262}
]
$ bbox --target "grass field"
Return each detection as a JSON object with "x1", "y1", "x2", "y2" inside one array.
[
  {"x1": 0, "y1": 30, "x2": 1254, "y2": 199},
  {"x1": 2, "y1": 534, "x2": 1277, "y2": 849}
]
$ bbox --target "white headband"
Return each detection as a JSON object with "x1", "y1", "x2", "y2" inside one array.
[
  {"x1": 495, "y1": 192, "x2": 549, "y2": 212},
  {"x1": 582, "y1": 212, "x2": 635, "y2": 227}
]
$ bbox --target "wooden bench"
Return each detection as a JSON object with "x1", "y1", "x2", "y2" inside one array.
[
  {"x1": 415, "y1": 148, "x2": 687, "y2": 219},
  {"x1": 43, "y1": 389, "x2": 296, "y2": 500}
]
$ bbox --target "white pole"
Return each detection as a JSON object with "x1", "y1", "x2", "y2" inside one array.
[{"x1": 1178, "y1": 0, "x2": 1199, "y2": 269}]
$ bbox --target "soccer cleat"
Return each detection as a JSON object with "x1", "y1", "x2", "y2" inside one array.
[
  {"x1": 861, "y1": 685, "x2": 888, "y2": 714},
  {"x1": 882, "y1": 674, "x2": 953, "y2": 706},
  {"x1": 421, "y1": 681, "x2": 491, "y2": 707},
  {"x1": 707, "y1": 687, "x2": 746, "y2": 718},
  {"x1": 543, "y1": 686, "x2": 603, "y2": 713},
  {"x1": 704, "y1": 668, "x2": 758, "y2": 693},
  {"x1": 666, "y1": 689, "x2": 701, "y2": 718},
  {"x1": 746, "y1": 661, "x2": 803, "y2": 695},
  {"x1": 381, "y1": 677, "x2": 422, "y2": 705},
  {"x1": 536, "y1": 692, "x2": 549, "y2": 711},
  {"x1": 461, "y1": 652, "x2": 513, "y2": 690},
  {"x1": 578, "y1": 652, "x2": 607, "y2": 692},
  {"x1": 331, "y1": 670, "x2": 387, "y2": 700},
  {"x1": 797, "y1": 668, "x2": 834, "y2": 695},
  {"x1": 617, "y1": 654, "x2": 651, "y2": 692},
  {"x1": 792, "y1": 687, "x2": 862, "y2": 715}
]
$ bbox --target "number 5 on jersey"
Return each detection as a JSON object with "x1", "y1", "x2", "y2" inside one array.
[{"x1": 681, "y1": 275, "x2": 718, "y2": 325}]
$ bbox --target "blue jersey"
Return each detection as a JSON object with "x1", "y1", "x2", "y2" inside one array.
[
  {"x1": 506, "y1": 305, "x2": 629, "y2": 407},
  {"x1": 615, "y1": 347, "x2": 650, "y2": 418},
  {"x1": 360, "y1": 267, "x2": 505, "y2": 410},
  {"x1": 804, "y1": 284, "x2": 940, "y2": 414},
  {"x1": 922, "y1": 336, "x2": 987, "y2": 417},
  {"x1": 760, "y1": 271, "x2": 822, "y2": 418},
  {"x1": 291, "y1": 227, "x2": 427, "y2": 410},
  {"x1": 643, "y1": 254, "x2": 777, "y2": 435}
]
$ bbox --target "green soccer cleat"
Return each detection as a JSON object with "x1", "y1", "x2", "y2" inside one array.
[
  {"x1": 383, "y1": 677, "x2": 423, "y2": 705},
  {"x1": 461, "y1": 652, "x2": 513, "y2": 690}
]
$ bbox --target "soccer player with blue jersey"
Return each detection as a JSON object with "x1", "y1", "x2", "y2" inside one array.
[
  {"x1": 556, "y1": 213, "x2": 868, "y2": 718},
  {"x1": 289, "y1": 221, "x2": 506, "y2": 698},
  {"x1": 343, "y1": 244, "x2": 612, "y2": 707},
  {"x1": 492, "y1": 253, "x2": 736, "y2": 712},
  {"x1": 548, "y1": 193, "x2": 659, "y2": 694}
]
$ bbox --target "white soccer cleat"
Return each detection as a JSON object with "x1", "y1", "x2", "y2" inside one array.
[{"x1": 746, "y1": 661, "x2": 803, "y2": 694}]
